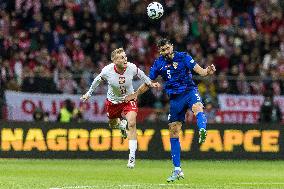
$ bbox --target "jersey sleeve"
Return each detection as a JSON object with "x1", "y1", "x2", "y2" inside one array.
[
  {"x1": 86, "y1": 67, "x2": 107, "y2": 96},
  {"x1": 185, "y1": 54, "x2": 197, "y2": 71},
  {"x1": 130, "y1": 63, "x2": 152, "y2": 85},
  {"x1": 136, "y1": 67, "x2": 152, "y2": 85},
  {"x1": 149, "y1": 60, "x2": 159, "y2": 80}
]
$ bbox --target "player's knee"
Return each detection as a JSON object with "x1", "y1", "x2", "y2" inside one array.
[
  {"x1": 169, "y1": 128, "x2": 179, "y2": 137},
  {"x1": 192, "y1": 102, "x2": 204, "y2": 116},
  {"x1": 168, "y1": 122, "x2": 181, "y2": 137},
  {"x1": 170, "y1": 129, "x2": 179, "y2": 136},
  {"x1": 127, "y1": 120, "x2": 136, "y2": 129}
]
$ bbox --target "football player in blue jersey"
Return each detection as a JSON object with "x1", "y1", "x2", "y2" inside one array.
[{"x1": 125, "y1": 38, "x2": 216, "y2": 182}]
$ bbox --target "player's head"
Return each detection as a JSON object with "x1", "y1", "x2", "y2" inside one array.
[
  {"x1": 157, "y1": 38, "x2": 174, "y2": 59},
  {"x1": 111, "y1": 48, "x2": 127, "y2": 69}
]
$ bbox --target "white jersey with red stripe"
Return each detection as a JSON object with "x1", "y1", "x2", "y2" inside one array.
[{"x1": 86, "y1": 62, "x2": 152, "y2": 104}]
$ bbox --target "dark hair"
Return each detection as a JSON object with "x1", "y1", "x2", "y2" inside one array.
[
  {"x1": 65, "y1": 99, "x2": 74, "y2": 113},
  {"x1": 264, "y1": 88, "x2": 274, "y2": 98},
  {"x1": 157, "y1": 38, "x2": 171, "y2": 48}
]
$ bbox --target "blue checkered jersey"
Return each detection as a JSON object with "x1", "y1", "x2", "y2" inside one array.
[{"x1": 149, "y1": 51, "x2": 197, "y2": 96}]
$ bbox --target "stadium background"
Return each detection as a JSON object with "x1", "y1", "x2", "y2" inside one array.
[{"x1": 0, "y1": 0, "x2": 284, "y2": 189}]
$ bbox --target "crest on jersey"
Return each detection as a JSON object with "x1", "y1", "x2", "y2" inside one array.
[
  {"x1": 119, "y1": 77, "x2": 126, "y2": 84},
  {"x1": 173, "y1": 62, "x2": 178, "y2": 69}
]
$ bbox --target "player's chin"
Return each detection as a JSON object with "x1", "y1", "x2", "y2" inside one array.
[
  {"x1": 165, "y1": 54, "x2": 171, "y2": 59},
  {"x1": 163, "y1": 55, "x2": 168, "y2": 59}
]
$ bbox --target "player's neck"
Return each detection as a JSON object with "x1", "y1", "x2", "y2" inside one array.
[
  {"x1": 117, "y1": 67, "x2": 124, "y2": 73},
  {"x1": 114, "y1": 65, "x2": 126, "y2": 74},
  {"x1": 165, "y1": 52, "x2": 174, "y2": 60}
]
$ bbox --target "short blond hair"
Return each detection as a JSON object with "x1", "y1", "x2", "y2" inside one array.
[{"x1": 111, "y1": 48, "x2": 124, "y2": 61}]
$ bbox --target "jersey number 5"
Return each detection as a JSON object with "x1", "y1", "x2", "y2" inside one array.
[
  {"x1": 167, "y1": 70, "x2": 171, "y2": 79},
  {"x1": 195, "y1": 93, "x2": 201, "y2": 101}
]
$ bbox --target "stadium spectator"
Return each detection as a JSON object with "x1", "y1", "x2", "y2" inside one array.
[
  {"x1": 33, "y1": 107, "x2": 44, "y2": 121},
  {"x1": 57, "y1": 99, "x2": 81, "y2": 123},
  {"x1": 0, "y1": 0, "x2": 284, "y2": 121},
  {"x1": 259, "y1": 91, "x2": 282, "y2": 123},
  {"x1": 43, "y1": 112, "x2": 50, "y2": 122},
  {"x1": 203, "y1": 98, "x2": 218, "y2": 124}
]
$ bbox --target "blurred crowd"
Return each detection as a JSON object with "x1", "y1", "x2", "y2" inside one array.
[{"x1": 0, "y1": 0, "x2": 284, "y2": 122}]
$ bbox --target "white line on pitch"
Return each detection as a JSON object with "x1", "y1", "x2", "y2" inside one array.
[
  {"x1": 50, "y1": 183, "x2": 284, "y2": 189},
  {"x1": 233, "y1": 182, "x2": 284, "y2": 185},
  {"x1": 50, "y1": 183, "x2": 191, "y2": 189}
]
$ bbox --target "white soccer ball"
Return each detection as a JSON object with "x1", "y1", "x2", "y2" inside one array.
[{"x1": 147, "y1": 2, "x2": 164, "y2": 19}]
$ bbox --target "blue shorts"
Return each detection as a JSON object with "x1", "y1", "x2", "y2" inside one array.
[{"x1": 168, "y1": 88, "x2": 202, "y2": 123}]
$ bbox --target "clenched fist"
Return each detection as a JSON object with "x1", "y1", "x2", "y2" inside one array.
[
  {"x1": 149, "y1": 82, "x2": 160, "y2": 88},
  {"x1": 206, "y1": 64, "x2": 216, "y2": 75},
  {"x1": 124, "y1": 93, "x2": 138, "y2": 103},
  {"x1": 80, "y1": 93, "x2": 91, "y2": 102}
]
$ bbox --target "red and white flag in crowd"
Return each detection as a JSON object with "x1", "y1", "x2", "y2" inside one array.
[{"x1": 218, "y1": 94, "x2": 284, "y2": 123}]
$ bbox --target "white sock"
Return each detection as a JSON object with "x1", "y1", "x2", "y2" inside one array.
[{"x1": 129, "y1": 140, "x2": 137, "y2": 157}]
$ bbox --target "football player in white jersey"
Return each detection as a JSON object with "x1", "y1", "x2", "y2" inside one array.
[{"x1": 80, "y1": 48, "x2": 160, "y2": 168}]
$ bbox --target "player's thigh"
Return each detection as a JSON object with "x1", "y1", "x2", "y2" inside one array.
[
  {"x1": 169, "y1": 109, "x2": 187, "y2": 123},
  {"x1": 187, "y1": 89, "x2": 203, "y2": 113},
  {"x1": 105, "y1": 100, "x2": 123, "y2": 119},
  {"x1": 168, "y1": 97, "x2": 187, "y2": 123},
  {"x1": 123, "y1": 101, "x2": 138, "y2": 127},
  {"x1": 125, "y1": 111, "x2": 137, "y2": 127}
]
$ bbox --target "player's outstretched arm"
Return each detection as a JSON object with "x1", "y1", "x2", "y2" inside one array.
[
  {"x1": 124, "y1": 83, "x2": 150, "y2": 102},
  {"x1": 136, "y1": 66, "x2": 156, "y2": 86},
  {"x1": 125, "y1": 61, "x2": 160, "y2": 102},
  {"x1": 126, "y1": 65, "x2": 160, "y2": 101},
  {"x1": 80, "y1": 74, "x2": 103, "y2": 102},
  {"x1": 124, "y1": 81, "x2": 160, "y2": 102},
  {"x1": 193, "y1": 64, "x2": 216, "y2": 77}
]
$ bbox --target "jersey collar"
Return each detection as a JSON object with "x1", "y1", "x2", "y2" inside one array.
[
  {"x1": 161, "y1": 51, "x2": 177, "y2": 62},
  {"x1": 172, "y1": 51, "x2": 178, "y2": 61},
  {"x1": 114, "y1": 64, "x2": 127, "y2": 75}
]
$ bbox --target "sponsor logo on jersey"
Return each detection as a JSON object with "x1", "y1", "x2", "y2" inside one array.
[
  {"x1": 173, "y1": 62, "x2": 178, "y2": 69},
  {"x1": 118, "y1": 77, "x2": 126, "y2": 84}
]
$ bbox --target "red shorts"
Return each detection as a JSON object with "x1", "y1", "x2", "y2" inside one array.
[{"x1": 105, "y1": 99, "x2": 138, "y2": 119}]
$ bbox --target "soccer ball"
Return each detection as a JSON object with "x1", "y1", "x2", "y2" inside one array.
[{"x1": 147, "y1": 2, "x2": 164, "y2": 19}]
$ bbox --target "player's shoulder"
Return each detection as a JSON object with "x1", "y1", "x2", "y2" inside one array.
[
  {"x1": 101, "y1": 63, "x2": 115, "y2": 73},
  {"x1": 127, "y1": 62, "x2": 137, "y2": 69},
  {"x1": 127, "y1": 62, "x2": 139, "y2": 72},
  {"x1": 154, "y1": 56, "x2": 165, "y2": 65},
  {"x1": 175, "y1": 51, "x2": 195, "y2": 64},
  {"x1": 175, "y1": 51, "x2": 191, "y2": 58}
]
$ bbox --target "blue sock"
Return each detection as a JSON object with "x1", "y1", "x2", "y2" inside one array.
[
  {"x1": 170, "y1": 138, "x2": 181, "y2": 168},
  {"x1": 196, "y1": 112, "x2": 207, "y2": 130}
]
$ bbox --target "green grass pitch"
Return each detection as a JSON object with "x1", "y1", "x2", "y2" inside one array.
[{"x1": 0, "y1": 159, "x2": 284, "y2": 189}]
